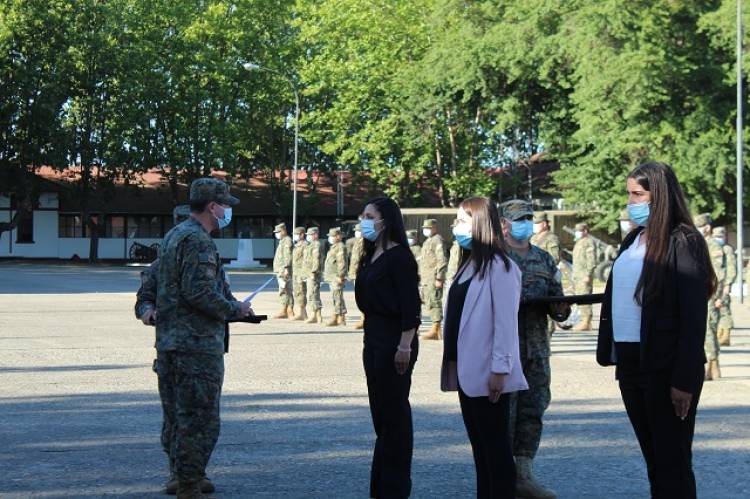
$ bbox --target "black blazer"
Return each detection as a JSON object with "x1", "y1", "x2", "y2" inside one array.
[{"x1": 597, "y1": 225, "x2": 710, "y2": 394}]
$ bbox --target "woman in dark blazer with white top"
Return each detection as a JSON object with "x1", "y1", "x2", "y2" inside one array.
[{"x1": 597, "y1": 162, "x2": 717, "y2": 499}]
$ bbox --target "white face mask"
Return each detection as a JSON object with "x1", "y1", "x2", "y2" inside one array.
[
  {"x1": 328, "y1": 236, "x2": 335, "y2": 245},
  {"x1": 574, "y1": 230, "x2": 583, "y2": 241},
  {"x1": 275, "y1": 233, "x2": 282, "y2": 240},
  {"x1": 422, "y1": 228, "x2": 432, "y2": 238},
  {"x1": 620, "y1": 221, "x2": 632, "y2": 234},
  {"x1": 355, "y1": 231, "x2": 362, "y2": 239},
  {"x1": 407, "y1": 238, "x2": 415, "y2": 246},
  {"x1": 533, "y1": 223, "x2": 542, "y2": 234},
  {"x1": 306, "y1": 235, "x2": 313, "y2": 243}
]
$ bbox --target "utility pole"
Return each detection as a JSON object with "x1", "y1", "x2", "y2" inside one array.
[{"x1": 737, "y1": 0, "x2": 745, "y2": 303}]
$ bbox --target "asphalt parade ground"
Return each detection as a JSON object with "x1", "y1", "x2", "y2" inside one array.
[{"x1": 1, "y1": 263, "x2": 748, "y2": 498}]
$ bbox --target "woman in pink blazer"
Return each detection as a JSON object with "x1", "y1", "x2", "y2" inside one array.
[{"x1": 440, "y1": 196, "x2": 527, "y2": 499}]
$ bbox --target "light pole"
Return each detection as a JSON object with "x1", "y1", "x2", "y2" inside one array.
[
  {"x1": 243, "y1": 62, "x2": 300, "y2": 232},
  {"x1": 737, "y1": 1, "x2": 744, "y2": 303}
]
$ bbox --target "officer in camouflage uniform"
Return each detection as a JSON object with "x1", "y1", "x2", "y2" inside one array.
[
  {"x1": 324, "y1": 227, "x2": 348, "y2": 326},
  {"x1": 155, "y1": 178, "x2": 252, "y2": 498},
  {"x1": 500, "y1": 200, "x2": 569, "y2": 499},
  {"x1": 445, "y1": 220, "x2": 461, "y2": 289},
  {"x1": 713, "y1": 226, "x2": 737, "y2": 347},
  {"x1": 696, "y1": 214, "x2": 725, "y2": 380},
  {"x1": 407, "y1": 229, "x2": 422, "y2": 261},
  {"x1": 420, "y1": 218, "x2": 447, "y2": 340},
  {"x1": 347, "y1": 224, "x2": 366, "y2": 329},
  {"x1": 530, "y1": 212, "x2": 560, "y2": 264},
  {"x1": 572, "y1": 222, "x2": 596, "y2": 331},
  {"x1": 304, "y1": 227, "x2": 325, "y2": 324},
  {"x1": 273, "y1": 223, "x2": 295, "y2": 319},
  {"x1": 292, "y1": 227, "x2": 309, "y2": 321}
]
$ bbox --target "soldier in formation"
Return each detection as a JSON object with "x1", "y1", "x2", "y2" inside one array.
[
  {"x1": 292, "y1": 227, "x2": 309, "y2": 321},
  {"x1": 304, "y1": 227, "x2": 325, "y2": 324},
  {"x1": 420, "y1": 218, "x2": 447, "y2": 340},
  {"x1": 272, "y1": 223, "x2": 294, "y2": 319},
  {"x1": 324, "y1": 227, "x2": 348, "y2": 326},
  {"x1": 695, "y1": 214, "x2": 725, "y2": 380},
  {"x1": 713, "y1": 226, "x2": 737, "y2": 347},
  {"x1": 407, "y1": 229, "x2": 422, "y2": 261},
  {"x1": 572, "y1": 222, "x2": 596, "y2": 331},
  {"x1": 530, "y1": 212, "x2": 560, "y2": 263},
  {"x1": 500, "y1": 200, "x2": 570, "y2": 499},
  {"x1": 445, "y1": 219, "x2": 461, "y2": 289},
  {"x1": 347, "y1": 224, "x2": 366, "y2": 329},
  {"x1": 154, "y1": 178, "x2": 252, "y2": 498}
]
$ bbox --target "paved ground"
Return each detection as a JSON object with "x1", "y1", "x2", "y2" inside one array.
[{"x1": 1, "y1": 263, "x2": 748, "y2": 498}]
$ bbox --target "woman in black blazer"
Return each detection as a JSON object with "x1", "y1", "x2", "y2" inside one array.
[
  {"x1": 355, "y1": 197, "x2": 421, "y2": 499},
  {"x1": 597, "y1": 162, "x2": 717, "y2": 499}
]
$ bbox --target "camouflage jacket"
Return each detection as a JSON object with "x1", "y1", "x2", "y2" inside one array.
[
  {"x1": 135, "y1": 259, "x2": 159, "y2": 319},
  {"x1": 303, "y1": 240, "x2": 325, "y2": 279},
  {"x1": 723, "y1": 243, "x2": 737, "y2": 287},
  {"x1": 292, "y1": 240, "x2": 309, "y2": 281},
  {"x1": 347, "y1": 237, "x2": 365, "y2": 280},
  {"x1": 572, "y1": 236, "x2": 596, "y2": 278},
  {"x1": 509, "y1": 245, "x2": 567, "y2": 359},
  {"x1": 420, "y1": 234, "x2": 447, "y2": 281},
  {"x1": 324, "y1": 241, "x2": 347, "y2": 282},
  {"x1": 410, "y1": 244, "x2": 422, "y2": 263},
  {"x1": 273, "y1": 235, "x2": 293, "y2": 274},
  {"x1": 706, "y1": 236, "x2": 726, "y2": 294},
  {"x1": 530, "y1": 231, "x2": 561, "y2": 264},
  {"x1": 155, "y1": 218, "x2": 240, "y2": 355},
  {"x1": 446, "y1": 240, "x2": 461, "y2": 281}
]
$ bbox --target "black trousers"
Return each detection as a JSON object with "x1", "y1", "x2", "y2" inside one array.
[
  {"x1": 458, "y1": 388, "x2": 515, "y2": 499},
  {"x1": 363, "y1": 343, "x2": 417, "y2": 499},
  {"x1": 616, "y1": 342, "x2": 701, "y2": 499}
]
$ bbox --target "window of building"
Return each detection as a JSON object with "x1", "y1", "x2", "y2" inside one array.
[
  {"x1": 16, "y1": 212, "x2": 33, "y2": 243},
  {"x1": 126, "y1": 216, "x2": 164, "y2": 238},
  {"x1": 234, "y1": 217, "x2": 274, "y2": 238},
  {"x1": 105, "y1": 216, "x2": 126, "y2": 238}
]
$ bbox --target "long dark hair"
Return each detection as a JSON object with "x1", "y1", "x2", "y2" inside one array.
[
  {"x1": 358, "y1": 197, "x2": 415, "y2": 273},
  {"x1": 629, "y1": 162, "x2": 718, "y2": 304},
  {"x1": 457, "y1": 197, "x2": 511, "y2": 278}
]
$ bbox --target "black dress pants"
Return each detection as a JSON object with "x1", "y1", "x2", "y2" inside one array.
[
  {"x1": 616, "y1": 342, "x2": 701, "y2": 499},
  {"x1": 458, "y1": 388, "x2": 515, "y2": 499},
  {"x1": 363, "y1": 343, "x2": 417, "y2": 499}
]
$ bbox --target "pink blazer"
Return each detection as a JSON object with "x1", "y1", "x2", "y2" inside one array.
[{"x1": 440, "y1": 255, "x2": 528, "y2": 397}]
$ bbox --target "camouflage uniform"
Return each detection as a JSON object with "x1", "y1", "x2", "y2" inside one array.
[
  {"x1": 407, "y1": 229, "x2": 422, "y2": 262},
  {"x1": 273, "y1": 223, "x2": 294, "y2": 313},
  {"x1": 155, "y1": 178, "x2": 242, "y2": 487},
  {"x1": 530, "y1": 212, "x2": 561, "y2": 264},
  {"x1": 324, "y1": 227, "x2": 348, "y2": 321},
  {"x1": 303, "y1": 227, "x2": 325, "y2": 321},
  {"x1": 347, "y1": 225, "x2": 366, "y2": 329},
  {"x1": 292, "y1": 227, "x2": 309, "y2": 316},
  {"x1": 446, "y1": 240, "x2": 461, "y2": 288},
  {"x1": 695, "y1": 216, "x2": 725, "y2": 364},
  {"x1": 420, "y1": 219, "x2": 447, "y2": 324},
  {"x1": 572, "y1": 222, "x2": 596, "y2": 327},
  {"x1": 714, "y1": 227, "x2": 736, "y2": 346}
]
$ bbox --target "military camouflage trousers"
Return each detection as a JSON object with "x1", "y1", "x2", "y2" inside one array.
[
  {"x1": 277, "y1": 274, "x2": 293, "y2": 307},
  {"x1": 155, "y1": 351, "x2": 224, "y2": 482},
  {"x1": 328, "y1": 280, "x2": 347, "y2": 315},
  {"x1": 421, "y1": 283, "x2": 443, "y2": 322},
  {"x1": 719, "y1": 296, "x2": 734, "y2": 330},
  {"x1": 293, "y1": 278, "x2": 307, "y2": 310},
  {"x1": 508, "y1": 356, "x2": 551, "y2": 459},
  {"x1": 574, "y1": 279, "x2": 593, "y2": 321},
  {"x1": 307, "y1": 277, "x2": 322, "y2": 312},
  {"x1": 705, "y1": 305, "x2": 721, "y2": 361}
]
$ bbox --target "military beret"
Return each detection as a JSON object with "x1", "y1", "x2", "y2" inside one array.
[
  {"x1": 712, "y1": 226, "x2": 726, "y2": 237},
  {"x1": 406, "y1": 229, "x2": 418, "y2": 238},
  {"x1": 694, "y1": 213, "x2": 712, "y2": 228},
  {"x1": 273, "y1": 223, "x2": 286, "y2": 233},
  {"x1": 293, "y1": 227, "x2": 305, "y2": 236},
  {"x1": 306, "y1": 227, "x2": 319, "y2": 235},
  {"x1": 172, "y1": 204, "x2": 191, "y2": 224},
  {"x1": 189, "y1": 178, "x2": 239, "y2": 206},
  {"x1": 575, "y1": 222, "x2": 589, "y2": 231},
  {"x1": 423, "y1": 219, "x2": 438, "y2": 228},
  {"x1": 499, "y1": 199, "x2": 533, "y2": 221},
  {"x1": 328, "y1": 227, "x2": 342, "y2": 237},
  {"x1": 533, "y1": 212, "x2": 548, "y2": 223}
]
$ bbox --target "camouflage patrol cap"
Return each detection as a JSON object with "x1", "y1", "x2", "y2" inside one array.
[
  {"x1": 406, "y1": 229, "x2": 418, "y2": 238},
  {"x1": 293, "y1": 226, "x2": 305, "y2": 236},
  {"x1": 173, "y1": 204, "x2": 191, "y2": 224},
  {"x1": 712, "y1": 226, "x2": 726, "y2": 237},
  {"x1": 306, "y1": 227, "x2": 319, "y2": 236},
  {"x1": 694, "y1": 213, "x2": 712, "y2": 228},
  {"x1": 533, "y1": 212, "x2": 548, "y2": 223},
  {"x1": 273, "y1": 223, "x2": 287, "y2": 233},
  {"x1": 423, "y1": 219, "x2": 438, "y2": 228},
  {"x1": 328, "y1": 227, "x2": 342, "y2": 237},
  {"x1": 575, "y1": 222, "x2": 589, "y2": 231},
  {"x1": 189, "y1": 178, "x2": 239, "y2": 206},
  {"x1": 499, "y1": 199, "x2": 533, "y2": 221}
]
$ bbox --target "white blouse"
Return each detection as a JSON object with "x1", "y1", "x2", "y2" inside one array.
[{"x1": 612, "y1": 233, "x2": 646, "y2": 343}]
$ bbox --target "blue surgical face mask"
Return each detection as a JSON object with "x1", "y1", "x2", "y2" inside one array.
[
  {"x1": 453, "y1": 224, "x2": 472, "y2": 250},
  {"x1": 360, "y1": 219, "x2": 382, "y2": 242},
  {"x1": 714, "y1": 238, "x2": 725, "y2": 246},
  {"x1": 214, "y1": 205, "x2": 232, "y2": 230},
  {"x1": 510, "y1": 220, "x2": 533, "y2": 241},
  {"x1": 627, "y1": 202, "x2": 650, "y2": 227}
]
